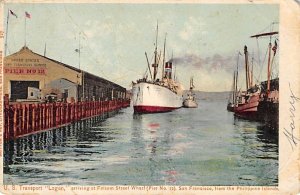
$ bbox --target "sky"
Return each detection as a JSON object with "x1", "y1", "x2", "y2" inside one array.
[{"x1": 3, "y1": 3, "x2": 279, "y2": 91}]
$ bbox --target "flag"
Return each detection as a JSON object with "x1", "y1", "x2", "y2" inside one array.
[
  {"x1": 272, "y1": 40, "x2": 277, "y2": 55},
  {"x1": 25, "y1": 11, "x2": 31, "y2": 18},
  {"x1": 10, "y1": 10, "x2": 17, "y2": 18}
]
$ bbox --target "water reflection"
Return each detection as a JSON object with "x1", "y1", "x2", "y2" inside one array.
[
  {"x1": 233, "y1": 116, "x2": 278, "y2": 185},
  {"x1": 4, "y1": 103, "x2": 278, "y2": 186},
  {"x1": 130, "y1": 114, "x2": 145, "y2": 159},
  {"x1": 4, "y1": 114, "x2": 120, "y2": 174},
  {"x1": 131, "y1": 113, "x2": 178, "y2": 185},
  {"x1": 256, "y1": 124, "x2": 278, "y2": 145}
]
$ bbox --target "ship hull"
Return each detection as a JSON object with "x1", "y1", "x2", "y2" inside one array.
[
  {"x1": 258, "y1": 79, "x2": 279, "y2": 127},
  {"x1": 183, "y1": 99, "x2": 198, "y2": 108},
  {"x1": 234, "y1": 93, "x2": 260, "y2": 120},
  {"x1": 132, "y1": 82, "x2": 183, "y2": 114},
  {"x1": 257, "y1": 101, "x2": 278, "y2": 126},
  {"x1": 134, "y1": 105, "x2": 178, "y2": 113},
  {"x1": 227, "y1": 103, "x2": 234, "y2": 112}
]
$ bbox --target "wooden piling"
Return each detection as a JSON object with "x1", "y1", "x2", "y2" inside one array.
[{"x1": 3, "y1": 98, "x2": 130, "y2": 140}]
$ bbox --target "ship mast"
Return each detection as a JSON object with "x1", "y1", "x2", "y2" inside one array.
[
  {"x1": 250, "y1": 53, "x2": 254, "y2": 87},
  {"x1": 267, "y1": 41, "x2": 272, "y2": 93},
  {"x1": 145, "y1": 52, "x2": 153, "y2": 80},
  {"x1": 191, "y1": 77, "x2": 195, "y2": 90},
  {"x1": 244, "y1": 45, "x2": 249, "y2": 91},
  {"x1": 171, "y1": 51, "x2": 174, "y2": 80},
  {"x1": 152, "y1": 22, "x2": 159, "y2": 81},
  {"x1": 232, "y1": 71, "x2": 236, "y2": 104},
  {"x1": 235, "y1": 51, "x2": 241, "y2": 105},
  {"x1": 270, "y1": 40, "x2": 278, "y2": 79},
  {"x1": 250, "y1": 31, "x2": 278, "y2": 94},
  {"x1": 162, "y1": 33, "x2": 166, "y2": 80}
]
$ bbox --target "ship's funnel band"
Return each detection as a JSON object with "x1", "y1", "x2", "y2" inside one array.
[
  {"x1": 165, "y1": 62, "x2": 173, "y2": 69},
  {"x1": 165, "y1": 62, "x2": 173, "y2": 79}
]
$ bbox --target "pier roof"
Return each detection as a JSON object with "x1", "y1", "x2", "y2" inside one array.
[{"x1": 5, "y1": 46, "x2": 126, "y2": 90}]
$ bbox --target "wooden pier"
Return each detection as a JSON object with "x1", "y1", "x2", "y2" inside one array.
[{"x1": 4, "y1": 99, "x2": 130, "y2": 140}]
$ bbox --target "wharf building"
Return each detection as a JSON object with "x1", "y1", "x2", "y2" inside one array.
[{"x1": 3, "y1": 46, "x2": 127, "y2": 103}]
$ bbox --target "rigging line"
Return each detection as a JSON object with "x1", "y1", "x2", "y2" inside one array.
[
  {"x1": 256, "y1": 38, "x2": 261, "y2": 67},
  {"x1": 257, "y1": 23, "x2": 271, "y2": 34},
  {"x1": 63, "y1": 6, "x2": 154, "y2": 85},
  {"x1": 143, "y1": 68, "x2": 148, "y2": 78},
  {"x1": 258, "y1": 44, "x2": 269, "y2": 81},
  {"x1": 270, "y1": 53, "x2": 279, "y2": 79},
  {"x1": 270, "y1": 22, "x2": 279, "y2": 32},
  {"x1": 257, "y1": 22, "x2": 278, "y2": 35},
  {"x1": 238, "y1": 70, "x2": 246, "y2": 91},
  {"x1": 253, "y1": 74, "x2": 260, "y2": 84},
  {"x1": 64, "y1": 5, "x2": 111, "y2": 79}
]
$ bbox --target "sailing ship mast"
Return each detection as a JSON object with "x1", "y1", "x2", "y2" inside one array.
[
  {"x1": 250, "y1": 31, "x2": 278, "y2": 94},
  {"x1": 232, "y1": 71, "x2": 236, "y2": 105},
  {"x1": 234, "y1": 51, "x2": 241, "y2": 105},
  {"x1": 266, "y1": 41, "x2": 272, "y2": 92},
  {"x1": 251, "y1": 54, "x2": 254, "y2": 87},
  {"x1": 244, "y1": 45, "x2": 250, "y2": 91}
]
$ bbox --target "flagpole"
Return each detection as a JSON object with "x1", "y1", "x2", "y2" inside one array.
[
  {"x1": 5, "y1": 9, "x2": 9, "y2": 56},
  {"x1": 79, "y1": 33, "x2": 81, "y2": 69},
  {"x1": 78, "y1": 33, "x2": 85, "y2": 100},
  {"x1": 44, "y1": 43, "x2": 47, "y2": 56},
  {"x1": 24, "y1": 13, "x2": 27, "y2": 46}
]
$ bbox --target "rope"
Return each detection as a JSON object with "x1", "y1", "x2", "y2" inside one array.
[{"x1": 258, "y1": 44, "x2": 269, "y2": 81}]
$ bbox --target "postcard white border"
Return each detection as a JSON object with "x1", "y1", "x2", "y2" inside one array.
[{"x1": 0, "y1": 0, "x2": 299, "y2": 194}]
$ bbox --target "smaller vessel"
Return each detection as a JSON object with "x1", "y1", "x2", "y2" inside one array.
[
  {"x1": 234, "y1": 46, "x2": 260, "y2": 120},
  {"x1": 227, "y1": 51, "x2": 241, "y2": 112},
  {"x1": 183, "y1": 77, "x2": 198, "y2": 108},
  {"x1": 227, "y1": 71, "x2": 237, "y2": 112},
  {"x1": 227, "y1": 102, "x2": 234, "y2": 112}
]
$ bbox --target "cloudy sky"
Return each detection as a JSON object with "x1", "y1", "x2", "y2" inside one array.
[{"x1": 4, "y1": 3, "x2": 279, "y2": 91}]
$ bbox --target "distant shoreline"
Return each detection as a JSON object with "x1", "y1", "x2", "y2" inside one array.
[{"x1": 184, "y1": 90, "x2": 231, "y2": 93}]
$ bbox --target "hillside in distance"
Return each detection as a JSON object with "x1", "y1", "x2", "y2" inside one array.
[{"x1": 184, "y1": 90, "x2": 231, "y2": 101}]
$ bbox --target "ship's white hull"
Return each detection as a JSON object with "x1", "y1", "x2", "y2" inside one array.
[
  {"x1": 132, "y1": 82, "x2": 183, "y2": 113},
  {"x1": 183, "y1": 99, "x2": 198, "y2": 108}
]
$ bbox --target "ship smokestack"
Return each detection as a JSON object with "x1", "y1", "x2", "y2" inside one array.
[{"x1": 165, "y1": 61, "x2": 173, "y2": 79}]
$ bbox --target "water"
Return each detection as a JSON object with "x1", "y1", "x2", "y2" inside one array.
[{"x1": 4, "y1": 95, "x2": 278, "y2": 186}]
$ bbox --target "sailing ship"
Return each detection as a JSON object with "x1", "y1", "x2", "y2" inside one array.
[
  {"x1": 131, "y1": 25, "x2": 183, "y2": 114},
  {"x1": 234, "y1": 31, "x2": 279, "y2": 122},
  {"x1": 234, "y1": 45, "x2": 261, "y2": 120},
  {"x1": 183, "y1": 77, "x2": 198, "y2": 108},
  {"x1": 227, "y1": 71, "x2": 236, "y2": 112},
  {"x1": 255, "y1": 32, "x2": 279, "y2": 127},
  {"x1": 227, "y1": 52, "x2": 241, "y2": 112}
]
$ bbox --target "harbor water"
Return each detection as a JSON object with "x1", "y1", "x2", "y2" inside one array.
[{"x1": 4, "y1": 93, "x2": 278, "y2": 186}]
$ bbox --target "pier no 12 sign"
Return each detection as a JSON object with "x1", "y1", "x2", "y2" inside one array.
[
  {"x1": 4, "y1": 57, "x2": 47, "y2": 75},
  {"x1": 4, "y1": 67, "x2": 46, "y2": 75}
]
